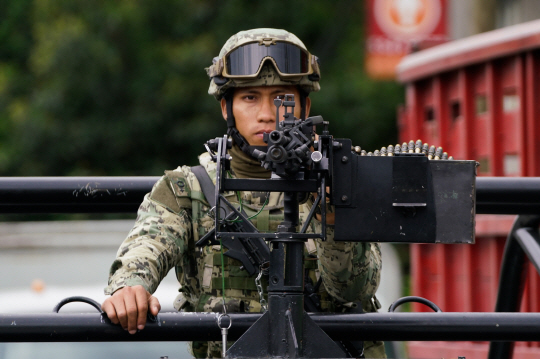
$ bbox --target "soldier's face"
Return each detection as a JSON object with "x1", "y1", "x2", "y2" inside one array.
[{"x1": 221, "y1": 86, "x2": 310, "y2": 146}]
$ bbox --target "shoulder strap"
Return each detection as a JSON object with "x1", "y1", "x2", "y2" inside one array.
[
  {"x1": 191, "y1": 165, "x2": 217, "y2": 209},
  {"x1": 192, "y1": 165, "x2": 245, "y2": 219}
]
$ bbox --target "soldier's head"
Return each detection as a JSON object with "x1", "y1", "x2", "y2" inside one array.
[{"x1": 206, "y1": 28, "x2": 320, "y2": 150}]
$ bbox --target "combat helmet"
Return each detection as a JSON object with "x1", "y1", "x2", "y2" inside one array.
[
  {"x1": 207, "y1": 28, "x2": 320, "y2": 100},
  {"x1": 206, "y1": 28, "x2": 321, "y2": 156}
]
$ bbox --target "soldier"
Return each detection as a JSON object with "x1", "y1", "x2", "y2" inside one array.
[{"x1": 102, "y1": 28, "x2": 385, "y2": 358}]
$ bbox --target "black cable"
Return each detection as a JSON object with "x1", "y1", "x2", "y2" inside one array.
[
  {"x1": 53, "y1": 296, "x2": 104, "y2": 313},
  {"x1": 388, "y1": 296, "x2": 442, "y2": 313}
]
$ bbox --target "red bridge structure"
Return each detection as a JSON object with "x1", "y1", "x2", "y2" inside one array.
[{"x1": 398, "y1": 19, "x2": 540, "y2": 359}]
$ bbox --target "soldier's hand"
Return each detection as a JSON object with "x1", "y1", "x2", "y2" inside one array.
[
  {"x1": 316, "y1": 212, "x2": 335, "y2": 225},
  {"x1": 313, "y1": 191, "x2": 335, "y2": 225},
  {"x1": 101, "y1": 285, "x2": 161, "y2": 334}
]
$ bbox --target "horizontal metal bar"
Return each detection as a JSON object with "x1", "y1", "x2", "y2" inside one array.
[
  {"x1": 476, "y1": 177, "x2": 540, "y2": 214},
  {"x1": 217, "y1": 232, "x2": 323, "y2": 240},
  {"x1": 222, "y1": 178, "x2": 319, "y2": 192},
  {"x1": 1, "y1": 176, "x2": 540, "y2": 214},
  {"x1": 3, "y1": 312, "x2": 540, "y2": 342},
  {"x1": 0, "y1": 312, "x2": 253, "y2": 342},
  {"x1": 318, "y1": 312, "x2": 540, "y2": 341},
  {"x1": 0, "y1": 177, "x2": 160, "y2": 213},
  {"x1": 476, "y1": 204, "x2": 540, "y2": 214}
]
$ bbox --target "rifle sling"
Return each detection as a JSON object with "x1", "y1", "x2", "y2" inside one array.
[
  {"x1": 193, "y1": 165, "x2": 259, "y2": 222},
  {"x1": 191, "y1": 165, "x2": 220, "y2": 211}
]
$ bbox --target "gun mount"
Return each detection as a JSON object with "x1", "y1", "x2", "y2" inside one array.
[{"x1": 193, "y1": 94, "x2": 478, "y2": 358}]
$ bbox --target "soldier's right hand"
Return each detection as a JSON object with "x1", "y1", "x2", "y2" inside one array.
[{"x1": 101, "y1": 285, "x2": 161, "y2": 334}]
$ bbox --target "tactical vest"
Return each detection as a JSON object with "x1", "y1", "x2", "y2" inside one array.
[{"x1": 162, "y1": 153, "x2": 340, "y2": 314}]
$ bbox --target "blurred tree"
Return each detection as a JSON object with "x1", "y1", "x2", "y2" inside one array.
[{"x1": 0, "y1": 0, "x2": 403, "y2": 177}]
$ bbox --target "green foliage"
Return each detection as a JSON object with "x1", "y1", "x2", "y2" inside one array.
[{"x1": 0, "y1": 0, "x2": 403, "y2": 176}]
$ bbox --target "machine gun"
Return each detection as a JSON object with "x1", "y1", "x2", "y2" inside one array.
[
  {"x1": 196, "y1": 94, "x2": 477, "y2": 358},
  {"x1": 203, "y1": 94, "x2": 476, "y2": 246}
]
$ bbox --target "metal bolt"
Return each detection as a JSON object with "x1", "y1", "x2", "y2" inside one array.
[
  {"x1": 311, "y1": 151, "x2": 323, "y2": 163},
  {"x1": 341, "y1": 156, "x2": 348, "y2": 163},
  {"x1": 341, "y1": 195, "x2": 348, "y2": 202}
]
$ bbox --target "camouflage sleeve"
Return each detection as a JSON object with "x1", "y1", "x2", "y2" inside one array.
[
  {"x1": 316, "y1": 229, "x2": 382, "y2": 304},
  {"x1": 300, "y1": 198, "x2": 382, "y2": 305},
  {"x1": 104, "y1": 174, "x2": 192, "y2": 295}
]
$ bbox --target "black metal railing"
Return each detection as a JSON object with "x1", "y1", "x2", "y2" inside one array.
[
  {"x1": 488, "y1": 215, "x2": 540, "y2": 359},
  {"x1": 2, "y1": 311, "x2": 540, "y2": 342},
  {"x1": 1, "y1": 176, "x2": 540, "y2": 359},
  {"x1": 1, "y1": 176, "x2": 540, "y2": 214}
]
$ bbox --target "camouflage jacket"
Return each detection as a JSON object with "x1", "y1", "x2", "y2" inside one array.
[{"x1": 105, "y1": 152, "x2": 382, "y2": 313}]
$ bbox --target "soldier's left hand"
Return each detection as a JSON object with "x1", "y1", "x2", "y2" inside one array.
[
  {"x1": 102, "y1": 285, "x2": 161, "y2": 334},
  {"x1": 313, "y1": 191, "x2": 335, "y2": 225}
]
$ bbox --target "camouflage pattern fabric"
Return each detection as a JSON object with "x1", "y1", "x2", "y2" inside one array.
[
  {"x1": 105, "y1": 150, "x2": 383, "y2": 358},
  {"x1": 218, "y1": 28, "x2": 306, "y2": 58}
]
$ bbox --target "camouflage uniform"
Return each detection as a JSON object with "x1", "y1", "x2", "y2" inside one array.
[
  {"x1": 106, "y1": 27, "x2": 385, "y2": 359},
  {"x1": 105, "y1": 150, "x2": 384, "y2": 358}
]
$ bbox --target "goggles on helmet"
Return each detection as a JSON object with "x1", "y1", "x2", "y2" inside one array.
[{"x1": 210, "y1": 40, "x2": 320, "y2": 79}]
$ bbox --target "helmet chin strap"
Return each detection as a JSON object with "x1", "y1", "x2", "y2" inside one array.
[
  {"x1": 224, "y1": 89, "x2": 308, "y2": 159},
  {"x1": 224, "y1": 92, "x2": 264, "y2": 158}
]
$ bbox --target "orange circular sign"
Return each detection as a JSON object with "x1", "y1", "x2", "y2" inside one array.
[{"x1": 374, "y1": 0, "x2": 442, "y2": 41}]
